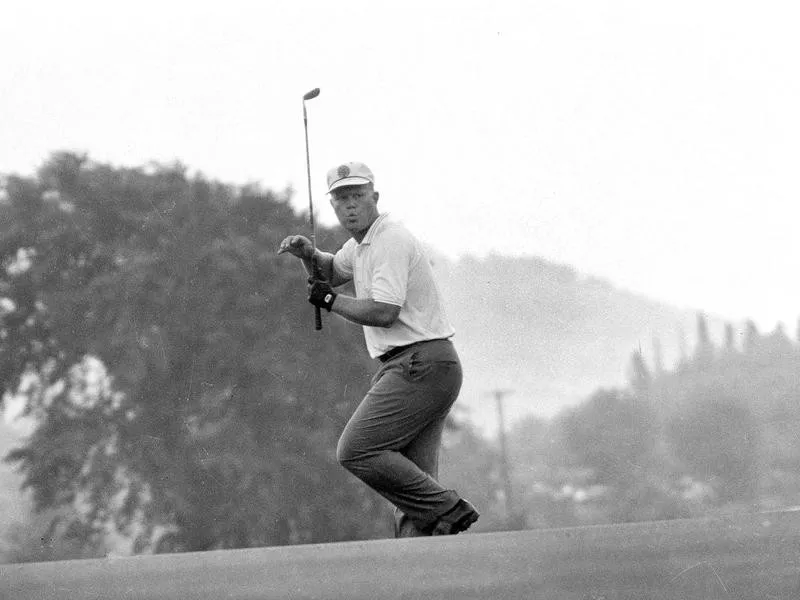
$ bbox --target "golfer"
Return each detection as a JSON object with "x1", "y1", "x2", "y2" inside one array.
[{"x1": 278, "y1": 161, "x2": 479, "y2": 537}]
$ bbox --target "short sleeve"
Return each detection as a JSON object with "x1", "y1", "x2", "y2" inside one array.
[
  {"x1": 369, "y1": 229, "x2": 415, "y2": 306},
  {"x1": 333, "y1": 239, "x2": 355, "y2": 282}
]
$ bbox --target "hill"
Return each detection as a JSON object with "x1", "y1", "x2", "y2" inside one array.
[{"x1": 434, "y1": 254, "x2": 730, "y2": 429}]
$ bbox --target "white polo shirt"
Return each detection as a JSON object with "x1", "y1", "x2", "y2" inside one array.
[{"x1": 332, "y1": 213, "x2": 455, "y2": 359}]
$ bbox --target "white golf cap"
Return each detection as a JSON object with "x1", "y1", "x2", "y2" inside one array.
[{"x1": 326, "y1": 162, "x2": 375, "y2": 193}]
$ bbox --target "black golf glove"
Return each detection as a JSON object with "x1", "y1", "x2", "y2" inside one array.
[{"x1": 308, "y1": 279, "x2": 337, "y2": 312}]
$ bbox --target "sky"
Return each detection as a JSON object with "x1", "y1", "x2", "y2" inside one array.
[{"x1": 2, "y1": 0, "x2": 799, "y2": 331}]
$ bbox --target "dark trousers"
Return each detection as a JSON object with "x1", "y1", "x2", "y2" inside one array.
[{"x1": 336, "y1": 338, "x2": 463, "y2": 535}]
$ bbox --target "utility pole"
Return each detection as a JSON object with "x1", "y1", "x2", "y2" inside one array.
[{"x1": 489, "y1": 388, "x2": 514, "y2": 527}]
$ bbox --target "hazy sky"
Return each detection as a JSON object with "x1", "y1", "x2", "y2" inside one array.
[{"x1": 2, "y1": 0, "x2": 798, "y2": 331}]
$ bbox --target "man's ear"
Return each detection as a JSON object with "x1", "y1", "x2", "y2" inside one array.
[{"x1": 372, "y1": 190, "x2": 380, "y2": 204}]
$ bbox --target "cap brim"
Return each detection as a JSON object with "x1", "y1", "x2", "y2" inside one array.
[{"x1": 328, "y1": 177, "x2": 372, "y2": 193}]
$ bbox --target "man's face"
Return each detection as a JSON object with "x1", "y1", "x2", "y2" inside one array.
[{"x1": 329, "y1": 184, "x2": 380, "y2": 236}]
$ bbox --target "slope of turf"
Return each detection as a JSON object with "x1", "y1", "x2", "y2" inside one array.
[{"x1": 3, "y1": 510, "x2": 799, "y2": 599}]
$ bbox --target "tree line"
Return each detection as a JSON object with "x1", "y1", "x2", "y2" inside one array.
[{"x1": 501, "y1": 313, "x2": 800, "y2": 529}]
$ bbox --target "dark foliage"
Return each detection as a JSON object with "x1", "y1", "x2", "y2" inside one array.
[{"x1": 1, "y1": 153, "x2": 389, "y2": 557}]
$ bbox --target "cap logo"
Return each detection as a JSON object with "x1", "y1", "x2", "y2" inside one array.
[{"x1": 337, "y1": 165, "x2": 351, "y2": 179}]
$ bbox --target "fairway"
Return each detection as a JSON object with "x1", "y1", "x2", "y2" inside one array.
[{"x1": 3, "y1": 510, "x2": 800, "y2": 599}]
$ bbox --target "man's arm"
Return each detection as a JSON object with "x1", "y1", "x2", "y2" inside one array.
[
  {"x1": 305, "y1": 250, "x2": 351, "y2": 288},
  {"x1": 330, "y1": 296, "x2": 401, "y2": 328},
  {"x1": 278, "y1": 235, "x2": 351, "y2": 287},
  {"x1": 307, "y1": 280, "x2": 400, "y2": 327}
]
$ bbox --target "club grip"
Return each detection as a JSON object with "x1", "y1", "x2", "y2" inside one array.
[{"x1": 310, "y1": 257, "x2": 324, "y2": 331}]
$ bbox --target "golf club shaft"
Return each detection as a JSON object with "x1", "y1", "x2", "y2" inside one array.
[{"x1": 303, "y1": 92, "x2": 322, "y2": 331}]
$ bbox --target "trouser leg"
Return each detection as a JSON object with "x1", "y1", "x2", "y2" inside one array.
[
  {"x1": 337, "y1": 340, "x2": 462, "y2": 533},
  {"x1": 404, "y1": 413, "x2": 447, "y2": 479},
  {"x1": 394, "y1": 415, "x2": 448, "y2": 537}
]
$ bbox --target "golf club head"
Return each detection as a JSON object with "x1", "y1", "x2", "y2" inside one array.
[{"x1": 303, "y1": 88, "x2": 320, "y2": 101}]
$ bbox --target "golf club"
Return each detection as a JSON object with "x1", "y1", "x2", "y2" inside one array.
[{"x1": 302, "y1": 87, "x2": 322, "y2": 331}]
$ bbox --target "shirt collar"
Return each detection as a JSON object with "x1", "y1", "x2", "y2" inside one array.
[{"x1": 358, "y1": 212, "x2": 389, "y2": 246}]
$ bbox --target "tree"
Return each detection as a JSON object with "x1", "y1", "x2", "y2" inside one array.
[
  {"x1": 675, "y1": 326, "x2": 689, "y2": 371},
  {"x1": 693, "y1": 312, "x2": 714, "y2": 368},
  {"x1": 1, "y1": 505, "x2": 106, "y2": 564},
  {"x1": 667, "y1": 394, "x2": 761, "y2": 504},
  {"x1": 763, "y1": 323, "x2": 793, "y2": 359},
  {"x1": 1, "y1": 153, "x2": 388, "y2": 555},
  {"x1": 506, "y1": 414, "x2": 579, "y2": 529},
  {"x1": 560, "y1": 389, "x2": 657, "y2": 489},
  {"x1": 743, "y1": 320, "x2": 761, "y2": 355},
  {"x1": 652, "y1": 337, "x2": 664, "y2": 376},
  {"x1": 626, "y1": 347, "x2": 651, "y2": 393},
  {"x1": 557, "y1": 388, "x2": 683, "y2": 524},
  {"x1": 724, "y1": 323, "x2": 737, "y2": 354}
]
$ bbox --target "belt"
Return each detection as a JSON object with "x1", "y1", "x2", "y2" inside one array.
[{"x1": 377, "y1": 338, "x2": 448, "y2": 363}]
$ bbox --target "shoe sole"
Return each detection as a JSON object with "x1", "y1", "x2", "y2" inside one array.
[
  {"x1": 452, "y1": 510, "x2": 479, "y2": 534},
  {"x1": 431, "y1": 503, "x2": 480, "y2": 536}
]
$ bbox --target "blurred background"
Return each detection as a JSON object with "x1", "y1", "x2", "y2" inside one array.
[{"x1": 2, "y1": 0, "x2": 799, "y2": 562}]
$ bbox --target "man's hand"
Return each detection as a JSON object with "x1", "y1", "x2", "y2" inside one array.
[
  {"x1": 277, "y1": 235, "x2": 313, "y2": 259},
  {"x1": 308, "y1": 279, "x2": 337, "y2": 312},
  {"x1": 278, "y1": 235, "x2": 339, "y2": 284}
]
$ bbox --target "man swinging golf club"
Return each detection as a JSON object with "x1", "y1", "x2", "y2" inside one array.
[{"x1": 278, "y1": 161, "x2": 479, "y2": 537}]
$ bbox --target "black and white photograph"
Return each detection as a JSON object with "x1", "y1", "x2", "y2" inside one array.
[{"x1": 2, "y1": 1, "x2": 799, "y2": 598}]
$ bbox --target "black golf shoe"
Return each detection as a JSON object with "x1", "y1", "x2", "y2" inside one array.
[
  {"x1": 430, "y1": 499, "x2": 480, "y2": 536},
  {"x1": 395, "y1": 514, "x2": 430, "y2": 538}
]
